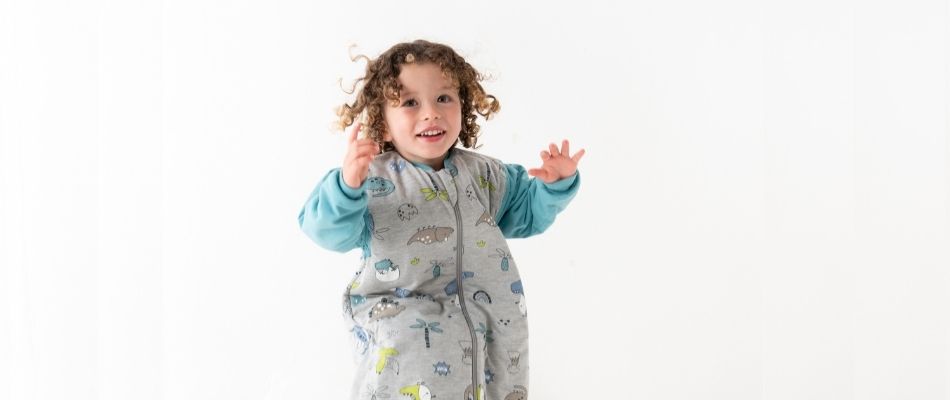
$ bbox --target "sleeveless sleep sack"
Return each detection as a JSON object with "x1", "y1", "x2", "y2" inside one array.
[{"x1": 299, "y1": 147, "x2": 580, "y2": 400}]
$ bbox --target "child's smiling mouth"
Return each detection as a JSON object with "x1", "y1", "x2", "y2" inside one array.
[{"x1": 416, "y1": 129, "x2": 446, "y2": 141}]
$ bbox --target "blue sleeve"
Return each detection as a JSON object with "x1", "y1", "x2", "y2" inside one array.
[
  {"x1": 297, "y1": 168, "x2": 368, "y2": 253},
  {"x1": 494, "y1": 164, "x2": 581, "y2": 238}
]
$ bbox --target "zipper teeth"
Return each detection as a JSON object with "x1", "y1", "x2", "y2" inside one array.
[{"x1": 454, "y1": 197, "x2": 479, "y2": 395}]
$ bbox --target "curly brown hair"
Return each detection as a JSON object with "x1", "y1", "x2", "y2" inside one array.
[{"x1": 334, "y1": 39, "x2": 500, "y2": 153}]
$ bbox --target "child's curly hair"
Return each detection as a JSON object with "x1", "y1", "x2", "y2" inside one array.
[{"x1": 334, "y1": 39, "x2": 500, "y2": 152}]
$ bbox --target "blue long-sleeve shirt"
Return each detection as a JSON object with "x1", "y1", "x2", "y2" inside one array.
[{"x1": 298, "y1": 155, "x2": 580, "y2": 253}]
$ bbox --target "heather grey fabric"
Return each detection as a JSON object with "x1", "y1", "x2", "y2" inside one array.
[{"x1": 343, "y1": 148, "x2": 529, "y2": 400}]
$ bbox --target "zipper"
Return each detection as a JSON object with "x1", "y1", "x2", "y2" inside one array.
[{"x1": 453, "y1": 190, "x2": 479, "y2": 396}]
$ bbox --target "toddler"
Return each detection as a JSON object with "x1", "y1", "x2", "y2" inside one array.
[{"x1": 298, "y1": 39, "x2": 585, "y2": 400}]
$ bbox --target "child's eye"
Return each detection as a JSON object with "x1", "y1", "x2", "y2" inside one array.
[
  {"x1": 402, "y1": 99, "x2": 417, "y2": 107},
  {"x1": 438, "y1": 95, "x2": 452, "y2": 102}
]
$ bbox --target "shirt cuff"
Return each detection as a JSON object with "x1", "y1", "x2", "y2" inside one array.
[
  {"x1": 541, "y1": 170, "x2": 579, "y2": 192},
  {"x1": 337, "y1": 170, "x2": 365, "y2": 200}
]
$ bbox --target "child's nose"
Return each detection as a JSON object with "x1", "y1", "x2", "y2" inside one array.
[{"x1": 422, "y1": 103, "x2": 441, "y2": 120}]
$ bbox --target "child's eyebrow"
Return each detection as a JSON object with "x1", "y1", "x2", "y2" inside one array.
[{"x1": 400, "y1": 86, "x2": 456, "y2": 96}]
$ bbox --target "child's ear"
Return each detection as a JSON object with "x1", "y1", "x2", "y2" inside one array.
[{"x1": 382, "y1": 129, "x2": 392, "y2": 142}]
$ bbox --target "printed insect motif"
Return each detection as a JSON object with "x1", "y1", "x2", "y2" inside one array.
[
  {"x1": 432, "y1": 361, "x2": 451, "y2": 376},
  {"x1": 363, "y1": 384, "x2": 391, "y2": 400},
  {"x1": 493, "y1": 248, "x2": 512, "y2": 271},
  {"x1": 464, "y1": 184, "x2": 478, "y2": 202},
  {"x1": 365, "y1": 212, "x2": 391, "y2": 240},
  {"x1": 396, "y1": 203, "x2": 419, "y2": 222},
  {"x1": 427, "y1": 257, "x2": 454, "y2": 279},
  {"x1": 366, "y1": 176, "x2": 395, "y2": 197},
  {"x1": 399, "y1": 382, "x2": 433, "y2": 400},
  {"x1": 443, "y1": 271, "x2": 475, "y2": 296},
  {"x1": 504, "y1": 385, "x2": 528, "y2": 400},
  {"x1": 374, "y1": 259, "x2": 400, "y2": 282},
  {"x1": 477, "y1": 175, "x2": 495, "y2": 192},
  {"x1": 464, "y1": 383, "x2": 484, "y2": 400},
  {"x1": 420, "y1": 187, "x2": 449, "y2": 201},
  {"x1": 475, "y1": 210, "x2": 496, "y2": 227},
  {"x1": 409, "y1": 318, "x2": 443, "y2": 348},
  {"x1": 472, "y1": 290, "x2": 492, "y2": 304},
  {"x1": 389, "y1": 159, "x2": 407, "y2": 173},
  {"x1": 407, "y1": 226, "x2": 454, "y2": 245},
  {"x1": 375, "y1": 347, "x2": 399, "y2": 375},
  {"x1": 474, "y1": 322, "x2": 494, "y2": 343},
  {"x1": 368, "y1": 298, "x2": 405, "y2": 322}
]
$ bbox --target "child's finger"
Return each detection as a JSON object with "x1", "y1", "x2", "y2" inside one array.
[
  {"x1": 348, "y1": 122, "x2": 362, "y2": 143},
  {"x1": 548, "y1": 143, "x2": 559, "y2": 156},
  {"x1": 540, "y1": 150, "x2": 550, "y2": 160},
  {"x1": 571, "y1": 148, "x2": 586, "y2": 163},
  {"x1": 562, "y1": 139, "x2": 570, "y2": 157}
]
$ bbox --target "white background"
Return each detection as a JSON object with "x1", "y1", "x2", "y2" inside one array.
[{"x1": 2, "y1": 0, "x2": 949, "y2": 399}]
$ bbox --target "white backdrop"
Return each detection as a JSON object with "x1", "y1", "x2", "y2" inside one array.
[{"x1": 2, "y1": 0, "x2": 949, "y2": 399}]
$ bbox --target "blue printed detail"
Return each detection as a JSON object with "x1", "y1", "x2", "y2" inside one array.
[
  {"x1": 389, "y1": 159, "x2": 407, "y2": 174},
  {"x1": 444, "y1": 271, "x2": 475, "y2": 296},
  {"x1": 366, "y1": 176, "x2": 395, "y2": 197},
  {"x1": 433, "y1": 361, "x2": 451, "y2": 376}
]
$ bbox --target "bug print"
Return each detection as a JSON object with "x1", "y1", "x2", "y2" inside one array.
[
  {"x1": 363, "y1": 384, "x2": 390, "y2": 400},
  {"x1": 389, "y1": 159, "x2": 407, "y2": 173},
  {"x1": 464, "y1": 184, "x2": 478, "y2": 202},
  {"x1": 427, "y1": 257, "x2": 454, "y2": 279},
  {"x1": 396, "y1": 203, "x2": 419, "y2": 222},
  {"x1": 366, "y1": 177, "x2": 395, "y2": 197},
  {"x1": 420, "y1": 187, "x2": 448, "y2": 201},
  {"x1": 492, "y1": 248, "x2": 512, "y2": 271},
  {"x1": 477, "y1": 175, "x2": 495, "y2": 192},
  {"x1": 365, "y1": 212, "x2": 391, "y2": 241},
  {"x1": 407, "y1": 226, "x2": 454, "y2": 245}
]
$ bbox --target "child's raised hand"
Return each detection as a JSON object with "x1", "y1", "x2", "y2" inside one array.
[
  {"x1": 527, "y1": 139, "x2": 586, "y2": 184},
  {"x1": 341, "y1": 122, "x2": 380, "y2": 189}
]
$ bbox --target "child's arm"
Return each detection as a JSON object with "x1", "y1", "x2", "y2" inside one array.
[
  {"x1": 495, "y1": 140, "x2": 586, "y2": 238},
  {"x1": 297, "y1": 168, "x2": 368, "y2": 252},
  {"x1": 298, "y1": 123, "x2": 378, "y2": 252}
]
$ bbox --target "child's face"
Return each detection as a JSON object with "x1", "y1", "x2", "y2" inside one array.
[{"x1": 382, "y1": 62, "x2": 462, "y2": 170}]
